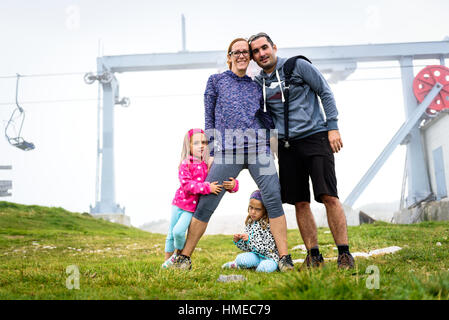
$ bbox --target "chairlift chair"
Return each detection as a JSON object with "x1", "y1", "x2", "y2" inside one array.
[
  {"x1": 7, "y1": 136, "x2": 35, "y2": 151},
  {"x1": 4, "y1": 74, "x2": 35, "y2": 151}
]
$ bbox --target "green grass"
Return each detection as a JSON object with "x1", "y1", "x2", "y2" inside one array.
[{"x1": 1, "y1": 201, "x2": 449, "y2": 300}]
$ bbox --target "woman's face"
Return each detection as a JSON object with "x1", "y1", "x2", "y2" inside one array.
[
  {"x1": 228, "y1": 40, "x2": 250, "y2": 74},
  {"x1": 190, "y1": 133, "x2": 208, "y2": 159},
  {"x1": 248, "y1": 198, "x2": 265, "y2": 221}
]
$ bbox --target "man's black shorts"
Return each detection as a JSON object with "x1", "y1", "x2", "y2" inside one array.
[{"x1": 278, "y1": 131, "x2": 338, "y2": 204}]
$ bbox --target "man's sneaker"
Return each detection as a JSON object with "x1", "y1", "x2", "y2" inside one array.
[
  {"x1": 337, "y1": 252, "x2": 355, "y2": 269},
  {"x1": 173, "y1": 254, "x2": 192, "y2": 270},
  {"x1": 221, "y1": 261, "x2": 239, "y2": 269},
  {"x1": 278, "y1": 254, "x2": 295, "y2": 272},
  {"x1": 161, "y1": 253, "x2": 178, "y2": 269},
  {"x1": 300, "y1": 253, "x2": 324, "y2": 271}
]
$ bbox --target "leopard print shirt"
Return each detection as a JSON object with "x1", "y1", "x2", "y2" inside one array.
[{"x1": 234, "y1": 220, "x2": 280, "y2": 262}]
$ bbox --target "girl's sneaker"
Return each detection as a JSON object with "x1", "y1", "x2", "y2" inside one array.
[
  {"x1": 161, "y1": 253, "x2": 178, "y2": 269},
  {"x1": 173, "y1": 254, "x2": 192, "y2": 270},
  {"x1": 221, "y1": 261, "x2": 239, "y2": 269}
]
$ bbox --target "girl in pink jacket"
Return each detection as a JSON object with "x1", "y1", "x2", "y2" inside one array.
[{"x1": 162, "y1": 128, "x2": 239, "y2": 268}]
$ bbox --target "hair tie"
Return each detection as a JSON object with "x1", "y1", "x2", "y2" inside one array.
[
  {"x1": 250, "y1": 190, "x2": 263, "y2": 204},
  {"x1": 188, "y1": 128, "x2": 205, "y2": 139}
]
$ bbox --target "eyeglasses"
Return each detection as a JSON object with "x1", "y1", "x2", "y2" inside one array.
[{"x1": 229, "y1": 50, "x2": 250, "y2": 57}]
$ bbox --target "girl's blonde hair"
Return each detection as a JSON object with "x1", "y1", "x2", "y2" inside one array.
[
  {"x1": 179, "y1": 129, "x2": 210, "y2": 168},
  {"x1": 227, "y1": 37, "x2": 249, "y2": 70}
]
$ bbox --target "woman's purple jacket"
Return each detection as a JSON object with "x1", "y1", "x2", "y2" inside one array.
[{"x1": 204, "y1": 70, "x2": 274, "y2": 157}]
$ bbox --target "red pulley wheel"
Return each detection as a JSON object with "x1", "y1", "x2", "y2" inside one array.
[{"x1": 413, "y1": 65, "x2": 449, "y2": 116}]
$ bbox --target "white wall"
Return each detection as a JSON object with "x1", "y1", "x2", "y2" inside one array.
[{"x1": 423, "y1": 112, "x2": 449, "y2": 199}]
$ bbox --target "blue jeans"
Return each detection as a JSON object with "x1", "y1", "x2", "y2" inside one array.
[
  {"x1": 235, "y1": 252, "x2": 278, "y2": 273},
  {"x1": 165, "y1": 205, "x2": 193, "y2": 253}
]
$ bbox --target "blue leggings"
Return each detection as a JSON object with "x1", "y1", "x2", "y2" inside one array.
[
  {"x1": 165, "y1": 205, "x2": 193, "y2": 253},
  {"x1": 235, "y1": 252, "x2": 278, "y2": 273}
]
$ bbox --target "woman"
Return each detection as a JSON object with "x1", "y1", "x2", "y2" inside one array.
[{"x1": 173, "y1": 38, "x2": 294, "y2": 271}]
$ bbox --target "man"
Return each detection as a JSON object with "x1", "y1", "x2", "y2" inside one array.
[{"x1": 249, "y1": 32, "x2": 354, "y2": 269}]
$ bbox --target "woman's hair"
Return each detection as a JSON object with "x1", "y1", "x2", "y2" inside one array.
[
  {"x1": 226, "y1": 37, "x2": 249, "y2": 70},
  {"x1": 245, "y1": 201, "x2": 269, "y2": 230},
  {"x1": 179, "y1": 129, "x2": 209, "y2": 167}
]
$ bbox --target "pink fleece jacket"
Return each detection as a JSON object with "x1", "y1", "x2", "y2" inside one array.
[{"x1": 172, "y1": 156, "x2": 239, "y2": 212}]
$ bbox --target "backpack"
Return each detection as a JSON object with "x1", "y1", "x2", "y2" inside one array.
[{"x1": 282, "y1": 55, "x2": 312, "y2": 148}]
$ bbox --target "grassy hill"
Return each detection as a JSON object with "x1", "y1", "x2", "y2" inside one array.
[{"x1": 1, "y1": 201, "x2": 449, "y2": 300}]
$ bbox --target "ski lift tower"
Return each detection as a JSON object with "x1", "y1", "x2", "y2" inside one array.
[{"x1": 85, "y1": 19, "x2": 449, "y2": 222}]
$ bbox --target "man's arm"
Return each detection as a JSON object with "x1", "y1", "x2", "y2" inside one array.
[{"x1": 296, "y1": 60, "x2": 342, "y2": 153}]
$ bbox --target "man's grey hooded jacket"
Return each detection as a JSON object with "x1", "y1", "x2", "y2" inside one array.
[{"x1": 254, "y1": 57, "x2": 339, "y2": 140}]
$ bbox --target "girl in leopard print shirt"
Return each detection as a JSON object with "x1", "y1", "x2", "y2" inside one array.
[{"x1": 222, "y1": 190, "x2": 279, "y2": 273}]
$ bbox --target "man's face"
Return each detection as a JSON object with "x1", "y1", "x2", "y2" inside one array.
[{"x1": 250, "y1": 37, "x2": 277, "y2": 72}]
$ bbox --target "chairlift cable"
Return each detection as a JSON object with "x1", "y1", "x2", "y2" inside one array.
[
  {"x1": 0, "y1": 93, "x2": 203, "y2": 106},
  {"x1": 0, "y1": 72, "x2": 87, "y2": 79},
  {"x1": 0, "y1": 63, "x2": 443, "y2": 80}
]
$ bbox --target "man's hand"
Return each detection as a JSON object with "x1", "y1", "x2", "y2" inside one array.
[
  {"x1": 223, "y1": 177, "x2": 236, "y2": 191},
  {"x1": 328, "y1": 130, "x2": 343, "y2": 153}
]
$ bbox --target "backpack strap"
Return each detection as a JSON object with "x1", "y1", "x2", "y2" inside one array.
[{"x1": 281, "y1": 55, "x2": 312, "y2": 148}]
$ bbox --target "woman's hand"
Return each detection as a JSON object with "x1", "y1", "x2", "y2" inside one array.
[
  {"x1": 209, "y1": 181, "x2": 223, "y2": 195},
  {"x1": 223, "y1": 177, "x2": 236, "y2": 191}
]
